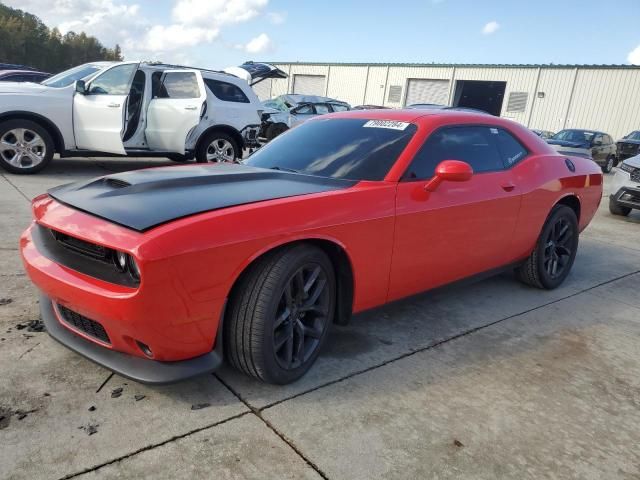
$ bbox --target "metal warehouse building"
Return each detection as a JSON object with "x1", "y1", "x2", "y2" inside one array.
[{"x1": 254, "y1": 62, "x2": 640, "y2": 139}]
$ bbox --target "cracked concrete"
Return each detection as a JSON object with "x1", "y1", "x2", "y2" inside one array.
[{"x1": 1, "y1": 158, "x2": 639, "y2": 480}]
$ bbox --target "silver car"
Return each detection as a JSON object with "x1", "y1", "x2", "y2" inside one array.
[{"x1": 259, "y1": 94, "x2": 350, "y2": 141}]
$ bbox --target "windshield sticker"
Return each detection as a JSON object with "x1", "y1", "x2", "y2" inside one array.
[
  {"x1": 490, "y1": 128, "x2": 499, "y2": 134},
  {"x1": 363, "y1": 120, "x2": 410, "y2": 130}
]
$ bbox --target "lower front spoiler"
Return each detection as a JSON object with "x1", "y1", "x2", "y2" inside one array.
[{"x1": 40, "y1": 295, "x2": 223, "y2": 385}]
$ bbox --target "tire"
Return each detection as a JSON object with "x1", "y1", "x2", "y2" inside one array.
[
  {"x1": 266, "y1": 123, "x2": 288, "y2": 142},
  {"x1": 516, "y1": 204, "x2": 579, "y2": 290},
  {"x1": 196, "y1": 131, "x2": 240, "y2": 163},
  {"x1": 609, "y1": 197, "x2": 631, "y2": 216},
  {"x1": 602, "y1": 155, "x2": 615, "y2": 173},
  {"x1": 225, "y1": 244, "x2": 336, "y2": 384},
  {"x1": 0, "y1": 119, "x2": 54, "y2": 174}
]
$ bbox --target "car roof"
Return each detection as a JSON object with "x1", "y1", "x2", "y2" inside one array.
[
  {"x1": 325, "y1": 108, "x2": 498, "y2": 124},
  {"x1": 282, "y1": 94, "x2": 347, "y2": 105}
]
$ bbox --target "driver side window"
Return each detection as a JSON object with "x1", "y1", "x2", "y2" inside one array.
[
  {"x1": 87, "y1": 64, "x2": 137, "y2": 95},
  {"x1": 403, "y1": 126, "x2": 504, "y2": 180}
]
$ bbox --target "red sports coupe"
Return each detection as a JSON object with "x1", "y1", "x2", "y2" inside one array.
[{"x1": 20, "y1": 110, "x2": 603, "y2": 385}]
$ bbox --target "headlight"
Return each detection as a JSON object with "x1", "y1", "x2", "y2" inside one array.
[
  {"x1": 112, "y1": 251, "x2": 141, "y2": 281},
  {"x1": 620, "y1": 162, "x2": 635, "y2": 174},
  {"x1": 114, "y1": 251, "x2": 128, "y2": 272},
  {"x1": 128, "y1": 256, "x2": 141, "y2": 280}
]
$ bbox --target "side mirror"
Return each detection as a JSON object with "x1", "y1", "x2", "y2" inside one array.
[
  {"x1": 75, "y1": 80, "x2": 86, "y2": 94},
  {"x1": 424, "y1": 160, "x2": 473, "y2": 192}
]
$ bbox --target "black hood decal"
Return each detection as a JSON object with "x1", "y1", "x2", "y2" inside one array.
[
  {"x1": 547, "y1": 139, "x2": 590, "y2": 149},
  {"x1": 49, "y1": 163, "x2": 356, "y2": 232}
]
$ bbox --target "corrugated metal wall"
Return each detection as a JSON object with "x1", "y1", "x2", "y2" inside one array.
[{"x1": 270, "y1": 63, "x2": 640, "y2": 139}]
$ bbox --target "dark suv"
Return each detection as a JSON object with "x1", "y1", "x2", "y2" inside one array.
[
  {"x1": 616, "y1": 131, "x2": 640, "y2": 162},
  {"x1": 547, "y1": 129, "x2": 617, "y2": 173}
]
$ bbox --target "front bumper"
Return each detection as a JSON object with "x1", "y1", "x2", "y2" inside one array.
[
  {"x1": 610, "y1": 186, "x2": 640, "y2": 210},
  {"x1": 41, "y1": 295, "x2": 223, "y2": 384}
]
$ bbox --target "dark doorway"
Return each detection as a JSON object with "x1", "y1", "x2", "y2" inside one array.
[{"x1": 452, "y1": 80, "x2": 506, "y2": 116}]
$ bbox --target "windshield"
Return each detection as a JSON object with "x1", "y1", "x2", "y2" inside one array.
[
  {"x1": 626, "y1": 131, "x2": 640, "y2": 141},
  {"x1": 244, "y1": 118, "x2": 417, "y2": 181},
  {"x1": 551, "y1": 130, "x2": 594, "y2": 144},
  {"x1": 41, "y1": 64, "x2": 104, "y2": 88}
]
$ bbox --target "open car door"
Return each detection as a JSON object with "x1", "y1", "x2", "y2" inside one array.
[
  {"x1": 73, "y1": 62, "x2": 139, "y2": 154},
  {"x1": 145, "y1": 69, "x2": 206, "y2": 154}
]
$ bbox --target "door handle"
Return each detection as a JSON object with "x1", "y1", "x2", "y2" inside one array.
[
  {"x1": 184, "y1": 105, "x2": 198, "y2": 110},
  {"x1": 501, "y1": 182, "x2": 516, "y2": 192},
  {"x1": 107, "y1": 103, "x2": 121, "y2": 108}
]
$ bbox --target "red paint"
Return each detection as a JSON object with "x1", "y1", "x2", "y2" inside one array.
[{"x1": 20, "y1": 110, "x2": 603, "y2": 362}]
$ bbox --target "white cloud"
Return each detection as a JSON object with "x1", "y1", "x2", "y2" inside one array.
[
  {"x1": 242, "y1": 33, "x2": 273, "y2": 54},
  {"x1": 135, "y1": 24, "x2": 220, "y2": 53},
  {"x1": 482, "y1": 20, "x2": 500, "y2": 35},
  {"x1": 629, "y1": 45, "x2": 640, "y2": 65},
  {"x1": 172, "y1": 0, "x2": 268, "y2": 27},
  {"x1": 267, "y1": 11, "x2": 286, "y2": 24}
]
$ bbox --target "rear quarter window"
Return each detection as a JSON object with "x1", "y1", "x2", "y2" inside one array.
[{"x1": 204, "y1": 78, "x2": 250, "y2": 103}]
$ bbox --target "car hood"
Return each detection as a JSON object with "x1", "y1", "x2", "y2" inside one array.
[
  {"x1": 48, "y1": 163, "x2": 356, "y2": 232},
  {"x1": 0, "y1": 81, "x2": 48, "y2": 94},
  {"x1": 618, "y1": 139, "x2": 640, "y2": 145},
  {"x1": 547, "y1": 139, "x2": 590, "y2": 149},
  {"x1": 622, "y1": 154, "x2": 640, "y2": 169}
]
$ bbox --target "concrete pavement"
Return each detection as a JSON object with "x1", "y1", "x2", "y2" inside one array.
[{"x1": 0, "y1": 158, "x2": 639, "y2": 479}]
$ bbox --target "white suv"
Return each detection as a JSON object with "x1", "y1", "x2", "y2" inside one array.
[
  {"x1": 0, "y1": 61, "x2": 271, "y2": 174},
  {"x1": 609, "y1": 154, "x2": 640, "y2": 216}
]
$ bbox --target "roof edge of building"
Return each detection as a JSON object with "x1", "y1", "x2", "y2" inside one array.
[{"x1": 265, "y1": 61, "x2": 640, "y2": 70}]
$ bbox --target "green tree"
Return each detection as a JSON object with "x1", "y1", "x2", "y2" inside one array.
[{"x1": 0, "y1": 2, "x2": 123, "y2": 73}]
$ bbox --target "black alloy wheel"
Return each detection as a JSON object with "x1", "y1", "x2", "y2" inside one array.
[
  {"x1": 516, "y1": 204, "x2": 579, "y2": 289},
  {"x1": 272, "y1": 264, "x2": 331, "y2": 370},
  {"x1": 542, "y1": 216, "x2": 574, "y2": 279},
  {"x1": 225, "y1": 244, "x2": 336, "y2": 384}
]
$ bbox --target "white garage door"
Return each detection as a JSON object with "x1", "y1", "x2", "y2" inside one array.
[
  {"x1": 293, "y1": 75, "x2": 326, "y2": 95},
  {"x1": 405, "y1": 79, "x2": 450, "y2": 106},
  {"x1": 252, "y1": 79, "x2": 272, "y2": 100}
]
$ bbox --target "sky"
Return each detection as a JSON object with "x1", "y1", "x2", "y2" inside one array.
[{"x1": 6, "y1": 0, "x2": 640, "y2": 69}]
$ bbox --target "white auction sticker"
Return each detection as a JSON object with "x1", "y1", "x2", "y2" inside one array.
[{"x1": 363, "y1": 120, "x2": 410, "y2": 130}]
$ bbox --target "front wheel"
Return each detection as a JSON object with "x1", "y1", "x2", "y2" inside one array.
[
  {"x1": 602, "y1": 155, "x2": 615, "y2": 173},
  {"x1": 225, "y1": 245, "x2": 336, "y2": 384},
  {"x1": 516, "y1": 204, "x2": 579, "y2": 289},
  {"x1": 0, "y1": 119, "x2": 54, "y2": 174},
  {"x1": 196, "y1": 132, "x2": 240, "y2": 163},
  {"x1": 609, "y1": 197, "x2": 631, "y2": 216}
]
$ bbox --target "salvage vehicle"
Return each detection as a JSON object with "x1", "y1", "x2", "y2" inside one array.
[
  {"x1": 259, "y1": 94, "x2": 350, "y2": 141},
  {"x1": 0, "y1": 61, "x2": 281, "y2": 174},
  {"x1": 609, "y1": 154, "x2": 640, "y2": 216},
  {"x1": 20, "y1": 110, "x2": 603, "y2": 385},
  {"x1": 547, "y1": 129, "x2": 617, "y2": 173},
  {"x1": 616, "y1": 130, "x2": 640, "y2": 162}
]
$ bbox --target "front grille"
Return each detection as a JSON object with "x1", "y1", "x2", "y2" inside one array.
[
  {"x1": 631, "y1": 169, "x2": 640, "y2": 183},
  {"x1": 50, "y1": 229, "x2": 110, "y2": 262},
  {"x1": 57, "y1": 305, "x2": 111, "y2": 344}
]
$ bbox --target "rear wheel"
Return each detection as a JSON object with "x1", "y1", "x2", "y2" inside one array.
[
  {"x1": 0, "y1": 119, "x2": 54, "y2": 174},
  {"x1": 516, "y1": 205, "x2": 579, "y2": 289},
  {"x1": 196, "y1": 131, "x2": 239, "y2": 163},
  {"x1": 602, "y1": 155, "x2": 615, "y2": 173},
  {"x1": 225, "y1": 245, "x2": 335, "y2": 384},
  {"x1": 609, "y1": 197, "x2": 631, "y2": 216}
]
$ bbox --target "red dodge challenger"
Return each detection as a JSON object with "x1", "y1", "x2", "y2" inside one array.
[{"x1": 20, "y1": 110, "x2": 603, "y2": 385}]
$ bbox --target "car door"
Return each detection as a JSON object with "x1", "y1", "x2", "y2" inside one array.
[
  {"x1": 388, "y1": 125, "x2": 523, "y2": 301},
  {"x1": 145, "y1": 70, "x2": 207, "y2": 154},
  {"x1": 73, "y1": 63, "x2": 139, "y2": 154}
]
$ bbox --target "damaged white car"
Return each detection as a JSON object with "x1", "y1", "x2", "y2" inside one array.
[{"x1": 0, "y1": 61, "x2": 286, "y2": 173}]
